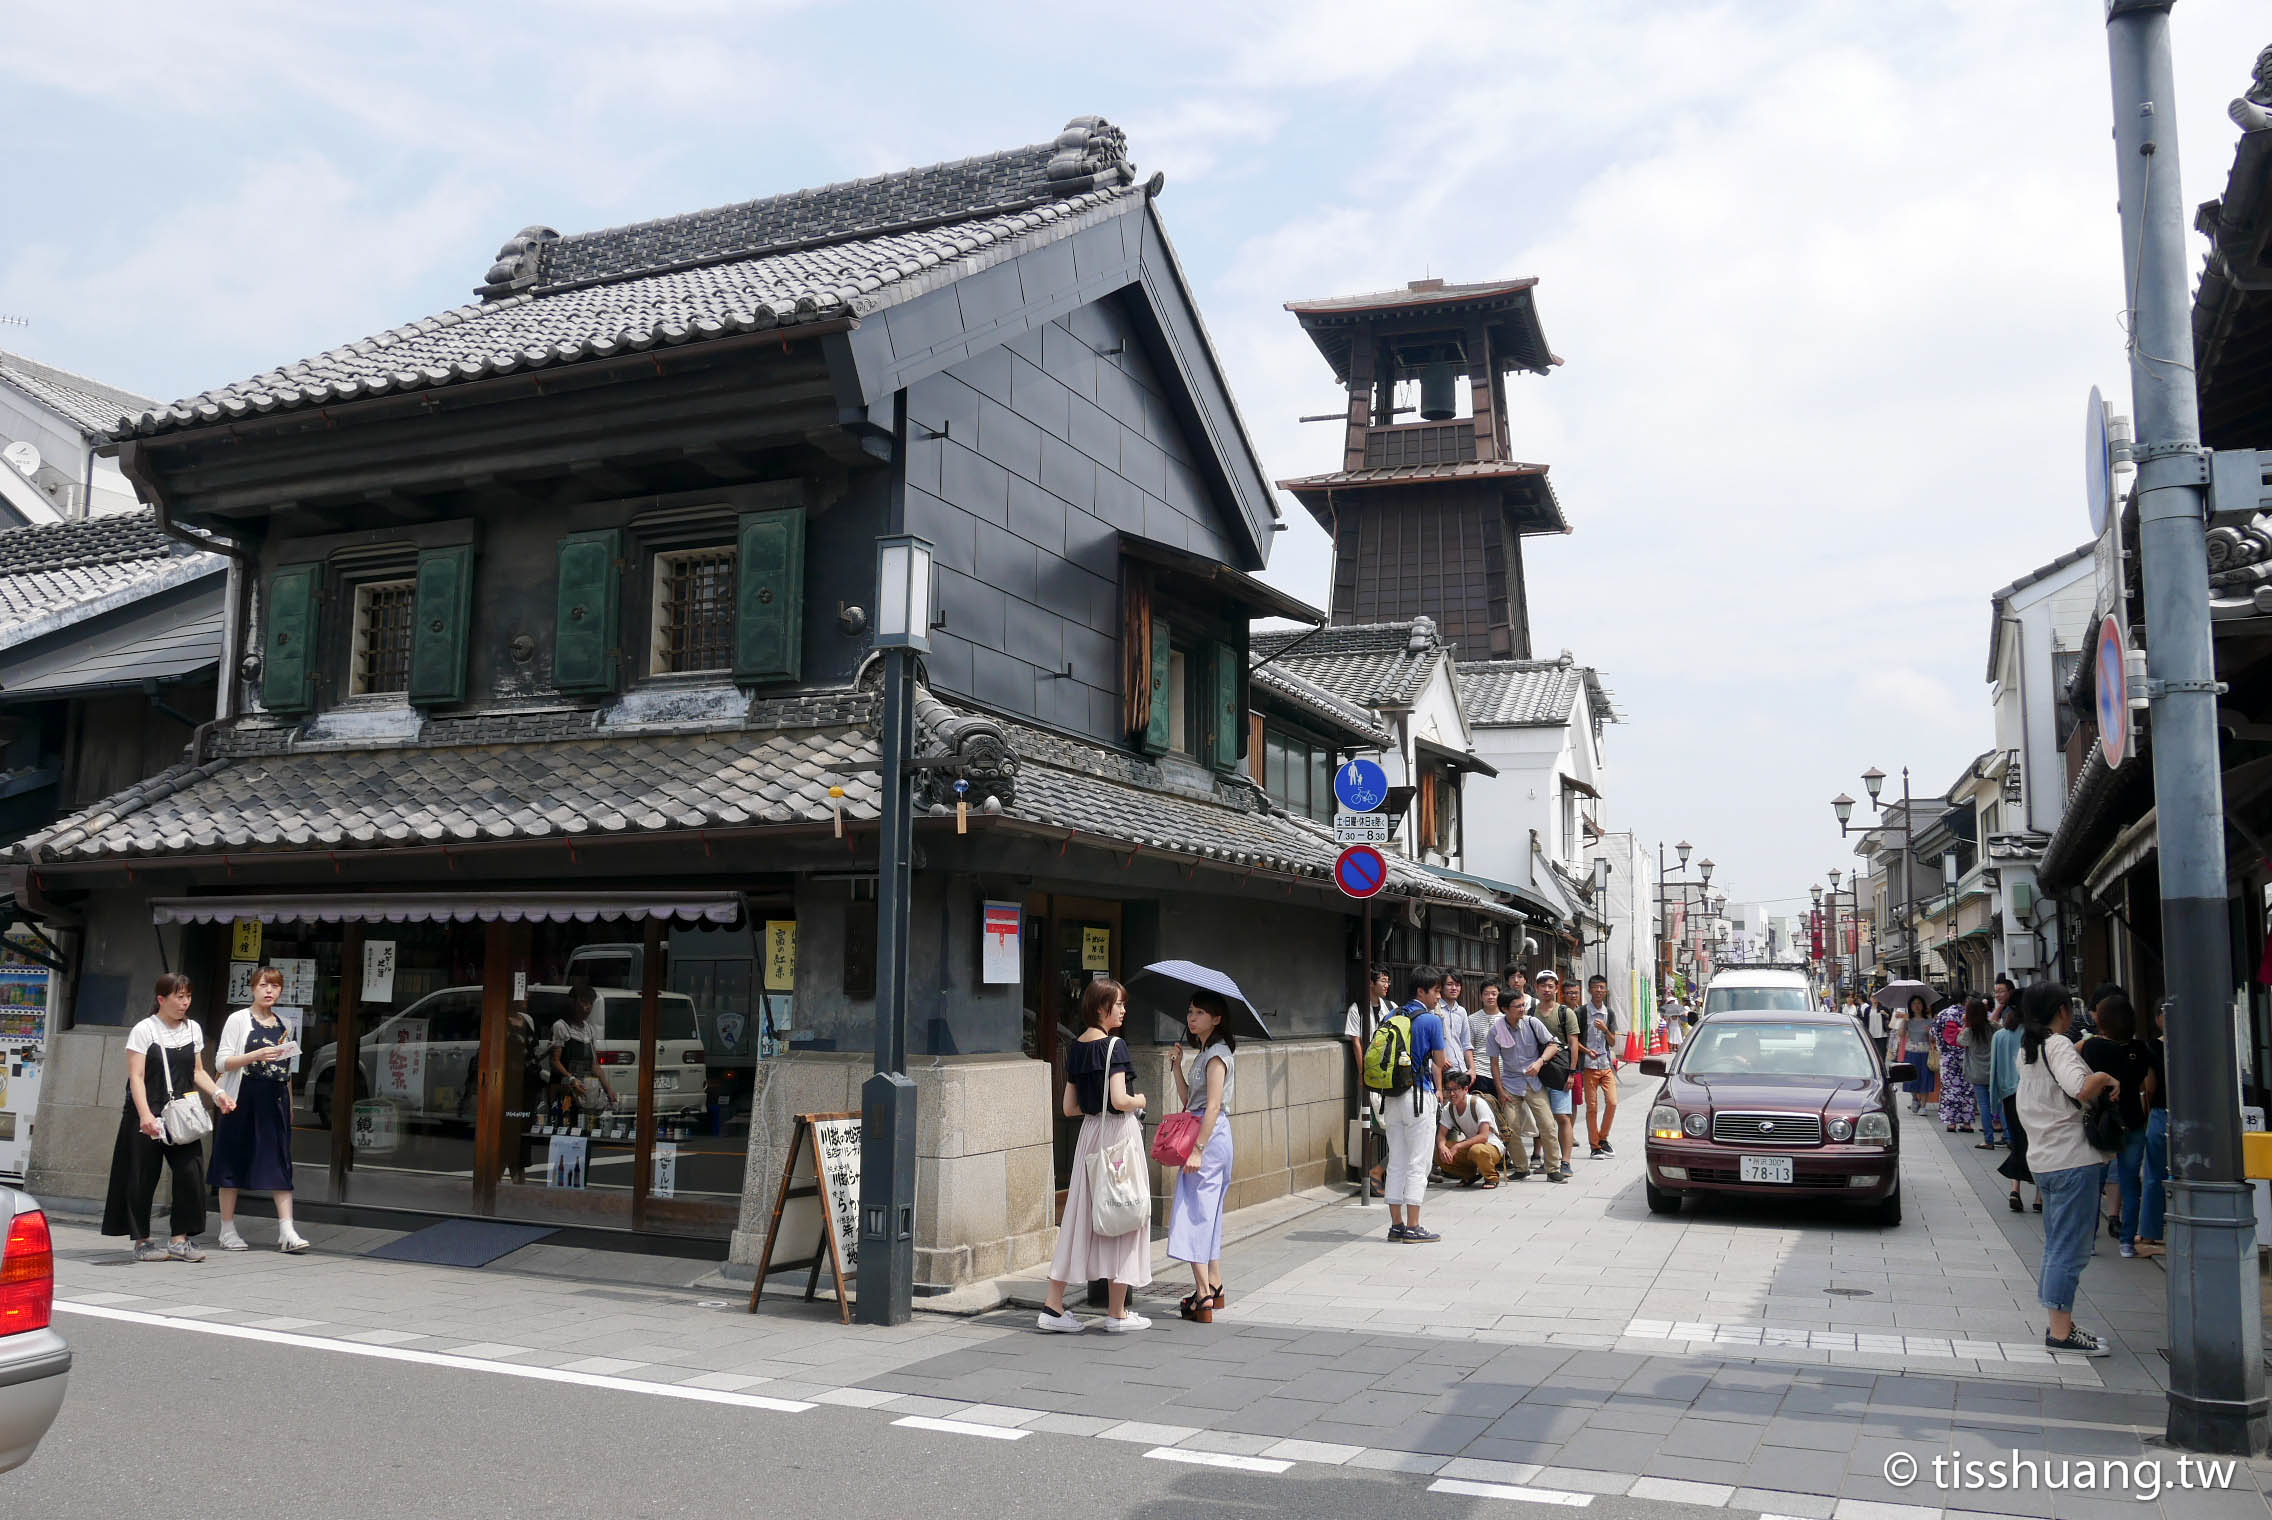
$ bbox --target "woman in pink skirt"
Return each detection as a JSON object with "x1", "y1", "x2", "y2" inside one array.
[{"x1": 1038, "y1": 979, "x2": 1153, "y2": 1333}]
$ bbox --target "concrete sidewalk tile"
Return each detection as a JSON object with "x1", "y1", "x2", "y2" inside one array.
[
  {"x1": 1734, "y1": 1489, "x2": 1838, "y2": 1517},
  {"x1": 1099, "y1": 1420, "x2": 1201, "y2": 1445},
  {"x1": 1630, "y1": 1476, "x2": 1737, "y2": 1507},
  {"x1": 1661, "y1": 1417, "x2": 1766, "y2": 1460},
  {"x1": 1176, "y1": 1430, "x2": 1281, "y2": 1456},
  {"x1": 445, "y1": 1341, "x2": 533, "y2": 1360},
  {"x1": 1384, "y1": 1412, "x2": 1493, "y2": 1455},
  {"x1": 340, "y1": 1328, "x2": 429, "y2": 1346},
  {"x1": 1763, "y1": 1414, "x2": 1864, "y2": 1452},
  {"x1": 876, "y1": 1393, "x2": 968, "y2": 1417},
  {"x1": 1260, "y1": 1439, "x2": 1364, "y2": 1466},
  {"x1": 1346, "y1": 1448, "x2": 1448, "y2": 1474},
  {"x1": 1214, "y1": 1398, "x2": 1330, "y2": 1439},
  {"x1": 1459, "y1": 1437, "x2": 1565, "y2": 1466},
  {"x1": 1746, "y1": 1448, "x2": 1852, "y2": 1496},
  {"x1": 1535, "y1": 1467, "x2": 1637, "y2": 1496},
  {"x1": 679, "y1": 1373, "x2": 769, "y2": 1391},
  {"x1": 1026, "y1": 1412, "x2": 1116, "y2": 1437},
  {"x1": 1438, "y1": 1457, "x2": 1543, "y2": 1485},
  {"x1": 811, "y1": 1387, "x2": 902, "y2": 1408},
  {"x1": 1832, "y1": 1504, "x2": 1944, "y2": 1520}
]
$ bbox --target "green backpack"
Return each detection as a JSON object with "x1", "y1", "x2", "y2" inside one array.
[{"x1": 1362, "y1": 1011, "x2": 1416, "y2": 1096}]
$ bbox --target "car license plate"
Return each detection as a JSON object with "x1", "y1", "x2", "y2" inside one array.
[
  {"x1": 1740, "y1": 1155, "x2": 1793, "y2": 1184},
  {"x1": 652, "y1": 1074, "x2": 678, "y2": 1092}
]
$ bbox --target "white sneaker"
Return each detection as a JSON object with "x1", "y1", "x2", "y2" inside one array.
[
  {"x1": 1102, "y1": 1312, "x2": 1152, "y2": 1333},
  {"x1": 278, "y1": 1230, "x2": 311, "y2": 1254},
  {"x1": 216, "y1": 1225, "x2": 249, "y2": 1252},
  {"x1": 1036, "y1": 1308, "x2": 1086, "y2": 1334}
]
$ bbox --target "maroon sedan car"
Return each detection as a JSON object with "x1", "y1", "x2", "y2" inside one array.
[{"x1": 1639, "y1": 1009, "x2": 1918, "y2": 1226}]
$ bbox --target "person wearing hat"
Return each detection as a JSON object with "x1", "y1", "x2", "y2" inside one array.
[{"x1": 1534, "y1": 968, "x2": 1582, "y2": 1178}]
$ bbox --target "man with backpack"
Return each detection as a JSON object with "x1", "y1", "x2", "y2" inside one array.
[
  {"x1": 1487, "y1": 981, "x2": 1568, "y2": 1182},
  {"x1": 1363, "y1": 964, "x2": 1451, "y2": 1242},
  {"x1": 1537, "y1": 969, "x2": 1583, "y2": 1176},
  {"x1": 1581, "y1": 974, "x2": 1625, "y2": 1158}
]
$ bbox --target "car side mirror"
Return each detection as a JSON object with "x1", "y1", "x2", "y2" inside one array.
[
  {"x1": 1639, "y1": 1056, "x2": 1668, "y2": 1077},
  {"x1": 1885, "y1": 1062, "x2": 1918, "y2": 1084}
]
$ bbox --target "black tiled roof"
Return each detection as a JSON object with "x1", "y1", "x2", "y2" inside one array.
[
  {"x1": 0, "y1": 510, "x2": 176, "y2": 575},
  {"x1": 1458, "y1": 660, "x2": 1582, "y2": 726},
  {"x1": 114, "y1": 118, "x2": 1143, "y2": 440},
  {"x1": 1253, "y1": 621, "x2": 1444, "y2": 708},
  {"x1": 0, "y1": 351, "x2": 154, "y2": 440},
  {"x1": 15, "y1": 680, "x2": 1509, "y2": 918},
  {"x1": 1250, "y1": 660, "x2": 1393, "y2": 748}
]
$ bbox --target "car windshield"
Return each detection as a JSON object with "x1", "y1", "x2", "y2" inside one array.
[
  {"x1": 1704, "y1": 986, "x2": 1812, "y2": 1014},
  {"x1": 1681, "y1": 1020, "x2": 1876, "y2": 1079}
]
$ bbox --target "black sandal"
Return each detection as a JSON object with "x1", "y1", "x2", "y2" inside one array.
[
  {"x1": 2009, "y1": 1191, "x2": 2023, "y2": 1212},
  {"x1": 1179, "y1": 1292, "x2": 1212, "y2": 1323}
]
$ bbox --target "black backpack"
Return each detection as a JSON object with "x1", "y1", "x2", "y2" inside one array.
[{"x1": 1536, "y1": 1010, "x2": 1576, "y2": 1089}]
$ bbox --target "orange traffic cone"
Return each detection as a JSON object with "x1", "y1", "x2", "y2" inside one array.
[{"x1": 1623, "y1": 1027, "x2": 1643, "y2": 1062}]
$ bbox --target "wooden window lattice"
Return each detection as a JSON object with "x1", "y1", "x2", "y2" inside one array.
[
  {"x1": 659, "y1": 547, "x2": 737, "y2": 673},
  {"x1": 353, "y1": 580, "x2": 416, "y2": 695}
]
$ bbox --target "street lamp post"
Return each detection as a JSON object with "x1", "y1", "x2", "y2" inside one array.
[
  {"x1": 1837, "y1": 767, "x2": 1916, "y2": 981},
  {"x1": 1828, "y1": 868, "x2": 1849, "y2": 1002},
  {"x1": 1592, "y1": 856, "x2": 1612, "y2": 985},
  {"x1": 857, "y1": 533, "x2": 933, "y2": 1327},
  {"x1": 1658, "y1": 840, "x2": 1692, "y2": 999},
  {"x1": 1942, "y1": 849, "x2": 1961, "y2": 995}
]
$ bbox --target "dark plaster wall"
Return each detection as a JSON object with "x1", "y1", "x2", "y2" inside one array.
[{"x1": 903, "y1": 293, "x2": 1237, "y2": 746}]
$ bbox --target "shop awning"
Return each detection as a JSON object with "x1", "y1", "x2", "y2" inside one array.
[
  {"x1": 2084, "y1": 808, "x2": 2158, "y2": 901},
  {"x1": 149, "y1": 891, "x2": 744, "y2": 927}
]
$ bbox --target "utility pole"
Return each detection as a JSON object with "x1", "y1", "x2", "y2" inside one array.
[{"x1": 2104, "y1": 0, "x2": 2266, "y2": 1454}]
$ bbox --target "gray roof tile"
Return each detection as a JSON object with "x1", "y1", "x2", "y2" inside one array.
[
  {"x1": 1253, "y1": 620, "x2": 1443, "y2": 709},
  {"x1": 1249, "y1": 660, "x2": 1393, "y2": 748},
  {"x1": 0, "y1": 351, "x2": 155, "y2": 440},
  {"x1": 115, "y1": 118, "x2": 1144, "y2": 440},
  {"x1": 0, "y1": 510, "x2": 222, "y2": 648}
]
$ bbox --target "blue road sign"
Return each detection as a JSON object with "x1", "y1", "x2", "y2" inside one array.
[
  {"x1": 1334, "y1": 758, "x2": 1389, "y2": 814},
  {"x1": 1335, "y1": 845, "x2": 1388, "y2": 900}
]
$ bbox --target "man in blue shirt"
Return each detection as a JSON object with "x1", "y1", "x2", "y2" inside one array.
[{"x1": 1384, "y1": 965, "x2": 1450, "y2": 1243}]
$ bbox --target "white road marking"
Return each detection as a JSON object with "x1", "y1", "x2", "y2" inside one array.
[
  {"x1": 1428, "y1": 1477, "x2": 1594, "y2": 1506},
  {"x1": 53, "y1": 1300, "x2": 813, "y2": 1413},
  {"x1": 890, "y1": 1415, "x2": 1029, "y2": 1441},
  {"x1": 1143, "y1": 1448, "x2": 1294, "y2": 1474}
]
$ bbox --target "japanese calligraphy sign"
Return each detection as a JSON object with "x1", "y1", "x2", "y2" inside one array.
[
  {"x1": 747, "y1": 1111, "x2": 862, "y2": 1324},
  {"x1": 764, "y1": 921, "x2": 797, "y2": 992}
]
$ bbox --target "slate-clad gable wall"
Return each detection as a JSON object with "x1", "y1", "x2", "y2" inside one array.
[{"x1": 905, "y1": 295, "x2": 1233, "y2": 745}]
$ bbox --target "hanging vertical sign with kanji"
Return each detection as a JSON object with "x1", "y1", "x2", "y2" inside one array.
[
  {"x1": 230, "y1": 920, "x2": 262, "y2": 962},
  {"x1": 764, "y1": 921, "x2": 797, "y2": 992}
]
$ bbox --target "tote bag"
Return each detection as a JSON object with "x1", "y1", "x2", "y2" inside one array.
[{"x1": 1084, "y1": 1038, "x2": 1149, "y2": 1237}]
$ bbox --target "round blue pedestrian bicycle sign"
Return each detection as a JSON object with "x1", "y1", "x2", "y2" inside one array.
[{"x1": 1334, "y1": 758, "x2": 1389, "y2": 814}]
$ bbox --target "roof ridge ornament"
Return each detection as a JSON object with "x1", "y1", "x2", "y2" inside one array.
[
  {"x1": 1044, "y1": 116, "x2": 1134, "y2": 194},
  {"x1": 478, "y1": 225, "x2": 560, "y2": 302},
  {"x1": 2231, "y1": 45, "x2": 2272, "y2": 132}
]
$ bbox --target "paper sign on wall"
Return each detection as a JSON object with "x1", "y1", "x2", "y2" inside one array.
[
  {"x1": 361, "y1": 940, "x2": 397, "y2": 1003},
  {"x1": 764, "y1": 921, "x2": 797, "y2": 992},
  {"x1": 512, "y1": 971, "x2": 527, "y2": 1001},
  {"x1": 652, "y1": 1141, "x2": 678, "y2": 1199},
  {"x1": 230, "y1": 920, "x2": 262, "y2": 962},
  {"x1": 351, "y1": 1099, "x2": 397, "y2": 1155},
  {"x1": 375, "y1": 1016, "x2": 427, "y2": 1101},
  {"x1": 226, "y1": 961, "x2": 259, "y2": 1004},
  {"x1": 271, "y1": 958, "x2": 317, "y2": 1006},
  {"x1": 982, "y1": 901, "x2": 1021, "y2": 985},
  {"x1": 1082, "y1": 927, "x2": 1110, "y2": 972},
  {"x1": 547, "y1": 1134, "x2": 588, "y2": 1190}
]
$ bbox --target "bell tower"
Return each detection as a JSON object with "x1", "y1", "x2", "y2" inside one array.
[{"x1": 1279, "y1": 278, "x2": 1565, "y2": 658}]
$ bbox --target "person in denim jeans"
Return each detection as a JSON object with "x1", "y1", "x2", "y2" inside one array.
[
  {"x1": 2015, "y1": 982, "x2": 2119, "y2": 1356},
  {"x1": 2080, "y1": 994, "x2": 2154, "y2": 1257},
  {"x1": 1961, "y1": 998, "x2": 2000, "y2": 1147},
  {"x1": 2138, "y1": 1001, "x2": 2169, "y2": 1257}
]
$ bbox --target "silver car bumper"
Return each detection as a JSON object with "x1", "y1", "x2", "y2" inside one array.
[{"x1": 0, "y1": 1328, "x2": 70, "y2": 1474}]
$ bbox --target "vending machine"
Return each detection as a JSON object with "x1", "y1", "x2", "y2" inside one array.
[{"x1": 0, "y1": 931, "x2": 52, "y2": 1183}]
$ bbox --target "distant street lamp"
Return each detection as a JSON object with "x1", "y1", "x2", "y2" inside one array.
[
  {"x1": 1591, "y1": 856, "x2": 1612, "y2": 983},
  {"x1": 857, "y1": 533, "x2": 933, "y2": 1327}
]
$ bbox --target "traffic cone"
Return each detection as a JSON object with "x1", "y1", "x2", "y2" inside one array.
[{"x1": 1624, "y1": 1027, "x2": 1643, "y2": 1062}]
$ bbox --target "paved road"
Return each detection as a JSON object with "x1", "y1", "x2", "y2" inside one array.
[{"x1": 15, "y1": 1314, "x2": 1748, "y2": 1520}]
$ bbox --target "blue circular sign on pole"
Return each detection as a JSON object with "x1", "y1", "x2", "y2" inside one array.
[
  {"x1": 1335, "y1": 845, "x2": 1389, "y2": 900},
  {"x1": 1334, "y1": 758, "x2": 1390, "y2": 814}
]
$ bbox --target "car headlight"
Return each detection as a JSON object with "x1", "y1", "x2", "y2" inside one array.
[
  {"x1": 1683, "y1": 1112, "x2": 1708, "y2": 1137},
  {"x1": 1650, "y1": 1105, "x2": 1683, "y2": 1140},
  {"x1": 1828, "y1": 1118, "x2": 1854, "y2": 1142},
  {"x1": 1856, "y1": 1112, "x2": 1892, "y2": 1147}
]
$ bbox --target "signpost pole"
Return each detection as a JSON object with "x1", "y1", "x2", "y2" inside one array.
[{"x1": 2104, "y1": 0, "x2": 2266, "y2": 1454}]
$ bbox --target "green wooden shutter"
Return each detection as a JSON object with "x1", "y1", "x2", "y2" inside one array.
[
  {"x1": 733, "y1": 507, "x2": 805, "y2": 684},
  {"x1": 1141, "y1": 616, "x2": 1172, "y2": 755},
  {"x1": 553, "y1": 530, "x2": 621, "y2": 694},
  {"x1": 1208, "y1": 638, "x2": 1242, "y2": 773},
  {"x1": 407, "y1": 544, "x2": 476, "y2": 707},
  {"x1": 261, "y1": 564, "x2": 323, "y2": 715}
]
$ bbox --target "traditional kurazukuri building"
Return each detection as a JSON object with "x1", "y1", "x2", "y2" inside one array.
[{"x1": 18, "y1": 118, "x2": 1516, "y2": 1282}]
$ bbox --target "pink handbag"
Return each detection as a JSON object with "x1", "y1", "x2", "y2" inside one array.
[{"x1": 1151, "y1": 1112, "x2": 1201, "y2": 1167}]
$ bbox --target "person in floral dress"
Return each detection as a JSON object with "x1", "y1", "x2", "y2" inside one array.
[{"x1": 1937, "y1": 997, "x2": 1979, "y2": 1131}]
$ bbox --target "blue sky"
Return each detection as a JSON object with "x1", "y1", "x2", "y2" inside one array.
[{"x1": 5, "y1": 0, "x2": 2267, "y2": 908}]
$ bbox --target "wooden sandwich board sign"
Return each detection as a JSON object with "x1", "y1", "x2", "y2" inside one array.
[{"x1": 747, "y1": 1111, "x2": 862, "y2": 1324}]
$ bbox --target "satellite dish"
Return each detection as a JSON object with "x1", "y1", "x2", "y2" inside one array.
[{"x1": 1, "y1": 441, "x2": 38, "y2": 480}]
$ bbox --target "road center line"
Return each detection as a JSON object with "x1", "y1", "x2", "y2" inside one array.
[
  {"x1": 1142, "y1": 1447, "x2": 1294, "y2": 1474},
  {"x1": 52, "y1": 1300, "x2": 814, "y2": 1414},
  {"x1": 890, "y1": 1415, "x2": 1030, "y2": 1441},
  {"x1": 1428, "y1": 1477, "x2": 1594, "y2": 1507}
]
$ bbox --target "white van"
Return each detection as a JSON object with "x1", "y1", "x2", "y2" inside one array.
[{"x1": 1698, "y1": 967, "x2": 1815, "y2": 1018}]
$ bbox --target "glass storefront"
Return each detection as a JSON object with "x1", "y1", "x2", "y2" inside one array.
[{"x1": 199, "y1": 897, "x2": 781, "y2": 1240}]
